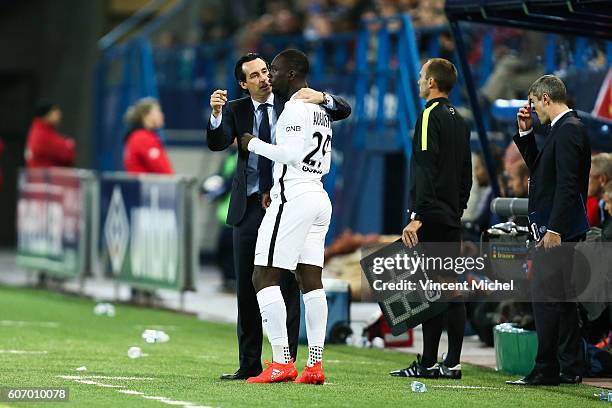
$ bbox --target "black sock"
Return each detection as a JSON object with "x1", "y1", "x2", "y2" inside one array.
[
  {"x1": 444, "y1": 302, "x2": 466, "y2": 367},
  {"x1": 421, "y1": 311, "x2": 446, "y2": 367}
]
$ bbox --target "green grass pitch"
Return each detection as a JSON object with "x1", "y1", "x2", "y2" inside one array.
[{"x1": 0, "y1": 286, "x2": 604, "y2": 407}]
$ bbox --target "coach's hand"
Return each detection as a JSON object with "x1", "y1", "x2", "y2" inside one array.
[
  {"x1": 241, "y1": 133, "x2": 256, "y2": 151},
  {"x1": 210, "y1": 89, "x2": 228, "y2": 118},
  {"x1": 517, "y1": 100, "x2": 533, "y2": 132},
  {"x1": 294, "y1": 87, "x2": 325, "y2": 104},
  {"x1": 402, "y1": 220, "x2": 422, "y2": 248},
  {"x1": 536, "y1": 231, "x2": 561, "y2": 250},
  {"x1": 261, "y1": 192, "x2": 271, "y2": 209}
]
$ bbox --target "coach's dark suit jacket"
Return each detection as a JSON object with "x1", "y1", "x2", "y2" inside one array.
[
  {"x1": 513, "y1": 111, "x2": 590, "y2": 240},
  {"x1": 206, "y1": 91, "x2": 351, "y2": 226}
]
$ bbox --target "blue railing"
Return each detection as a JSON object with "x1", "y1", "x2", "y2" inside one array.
[{"x1": 93, "y1": 0, "x2": 188, "y2": 171}]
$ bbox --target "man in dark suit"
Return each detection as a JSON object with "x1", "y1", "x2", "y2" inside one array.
[
  {"x1": 206, "y1": 52, "x2": 351, "y2": 380},
  {"x1": 508, "y1": 75, "x2": 590, "y2": 386}
]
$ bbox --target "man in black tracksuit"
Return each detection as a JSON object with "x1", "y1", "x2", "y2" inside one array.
[{"x1": 390, "y1": 58, "x2": 472, "y2": 380}]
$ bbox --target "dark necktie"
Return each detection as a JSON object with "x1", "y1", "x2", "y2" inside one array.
[{"x1": 257, "y1": 103, "x2": 273, "y2": 193}]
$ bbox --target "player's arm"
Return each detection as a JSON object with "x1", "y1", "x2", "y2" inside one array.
[
  {"x1": 410, "y1": 107, "x2": 442, "y2": 219},
  {"x1": 325, "y1": 94, "x2": 351, "y2": 121},
  {"x1": 293, "y1": 88, "x2": 351, "y2": 121},
  {"x1": 243, "y1": 102, "x2": 306, "y2": 165}
]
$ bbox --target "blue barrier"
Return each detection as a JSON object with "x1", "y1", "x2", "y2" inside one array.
[{"x1": 99, "y1": 173, "x2": 196, "y2": 292}]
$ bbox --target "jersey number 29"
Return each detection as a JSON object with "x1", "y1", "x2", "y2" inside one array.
[{"x1": 303, "y1": 132, "x2": 331, "y2": 169}]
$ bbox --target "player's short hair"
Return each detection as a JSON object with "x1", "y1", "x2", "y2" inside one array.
[
  {"x1": 426, "y1": 58, "x2": 457, "y2": 93},
  {"x1": 276, "y1": 49, "x2": 309, "y2": 78},
  {"x1": 234, "y1": 52, "x2": 265, "y2": 83},
  {"x1": 528, "y1": 75, "x2": 567, "y2": 103}
]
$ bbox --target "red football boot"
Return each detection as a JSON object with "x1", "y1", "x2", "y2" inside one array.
[
  {"x1": 294, "y1": 362, "x2": 325, "y2": 385},
  {"x1": 246, "y1": 360, "x2": 298, "y2": 383}
]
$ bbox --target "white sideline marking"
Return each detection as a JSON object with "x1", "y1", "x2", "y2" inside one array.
[
  {"x1": 0, "y1": 320, "x2": 59, "y2": 328},
  {"x1": 60, "y1": 375, "x2": 214, "y2": 407},
  {"x1": 0, "y1": 349, "x2": 48, "y2": 354},
  {"x1": 197, "y1": 355, "x2": 218, "y2": 360},
  {"x1": 59, "y1": 375, "x2": 155, "y2": 380},
  {"x1": 135, "y1": 325, "x2": 178, "y2": 330},
  {"x1": 95, "y1": 383, "x2": 125, "y2": 388},
  {"x1": 158, "y1": 400, "x2": 194, "y2": 406},
  {"x1": 75, "y1": 380, "x2": 98, "y2": 385},
  {"x1": 431, "y1": 385, "x2": 502, "y2": 390},
  {"x1": 118, "y1": 390, "x2": 145, "y2": 395}
]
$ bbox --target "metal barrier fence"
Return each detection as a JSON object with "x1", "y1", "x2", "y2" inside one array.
[
  {"x1": 16, "y1": 168, "x2": 98, "y2": 286},
  {"x1": 16, "y1": 168, "x2": 197, "y2": 297}
]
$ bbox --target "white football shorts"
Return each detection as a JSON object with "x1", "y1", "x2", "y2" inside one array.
[{"x1": 254, "y1": 190, "x2": 332, "y2": 270}]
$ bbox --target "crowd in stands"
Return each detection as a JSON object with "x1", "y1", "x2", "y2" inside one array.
[
  {"x1": 154, "y1": 0, "x2": 609, "y2": 122},
  {"x1": 198, "y1": 0, "x2": 447, "y2": 46}
]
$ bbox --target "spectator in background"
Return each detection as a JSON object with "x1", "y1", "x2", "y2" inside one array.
[
  {"x1": 122, "y1": 98, "x2": 174, "y2": 306},
  {"x1": 462, "y1": 151, "x2": 503, "y2": 240},
  {"x1": 481, "y1": 31, "x2": 546, "y2": 104},
  {"x1": 506, "y1": 160, "x2": 530, "y2": 226},
  {"x1": 410, "y1": 0, "x2": 446, "y2": 28},
  {"x1": 506, "y1": 160, "x2": 529, "y2": 198},
  {"x1": 25, "y1": 101, "x2": 76, "y2": 168},
  {"x1": 602, "y1": 180, "x2": 612, "y2": 241},
  {"x1": 588, "y1": 153, "x2": 612, "y2": 227},
  {"x1": 123, "y1": 97, "x2": 174, "y2": 175}
]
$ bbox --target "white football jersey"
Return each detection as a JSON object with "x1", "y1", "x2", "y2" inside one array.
[{"x1": 249, "y1": 94, "x2": 333, "y2": 202}]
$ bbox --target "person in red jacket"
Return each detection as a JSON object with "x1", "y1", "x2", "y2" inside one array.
[
  {"x1": 122, "y1": 97, "x2": 173, "y2": 307},
  {"x1": 25, "y1": 102, "x2": 76, "y2": 168},
  {"x1": 123, "y1": 97, "x2": 174, "y2": 174}
]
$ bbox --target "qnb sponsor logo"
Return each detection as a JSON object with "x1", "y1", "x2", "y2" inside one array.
[
  {"x1": 17, "y1": 199, "x2": 63, "y2": 257},
  {"x1": 130, "y1": 188, "x2": 178, "y2": 283},
  {"x1": 302, "y1": 165, "x2": 323, "y2": 174}
]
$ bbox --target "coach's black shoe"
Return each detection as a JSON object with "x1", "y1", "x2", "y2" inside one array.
[
  {"x1": 389, "y1": 355, "x2": 439, "y2": 378},
  {"x1": 220, "y1": 369, "x2": 261, "y2": 380},
  {"x1": 439, "y1": 363, "x2": 462, "y2": 379},
  {"x1": 506, "y1": 371, "x2": 560, "y2": 386},
  {"x1": 559, "y1": 373, "x2": 582, "y2": 384}
]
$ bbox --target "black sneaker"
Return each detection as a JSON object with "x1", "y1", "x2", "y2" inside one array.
[
  {"x1": 439, "y1": 363, "x2": 462, "y2": 379},
  {"x1": 389, "y1": 355, "x2": 439, "y2": 378}
]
